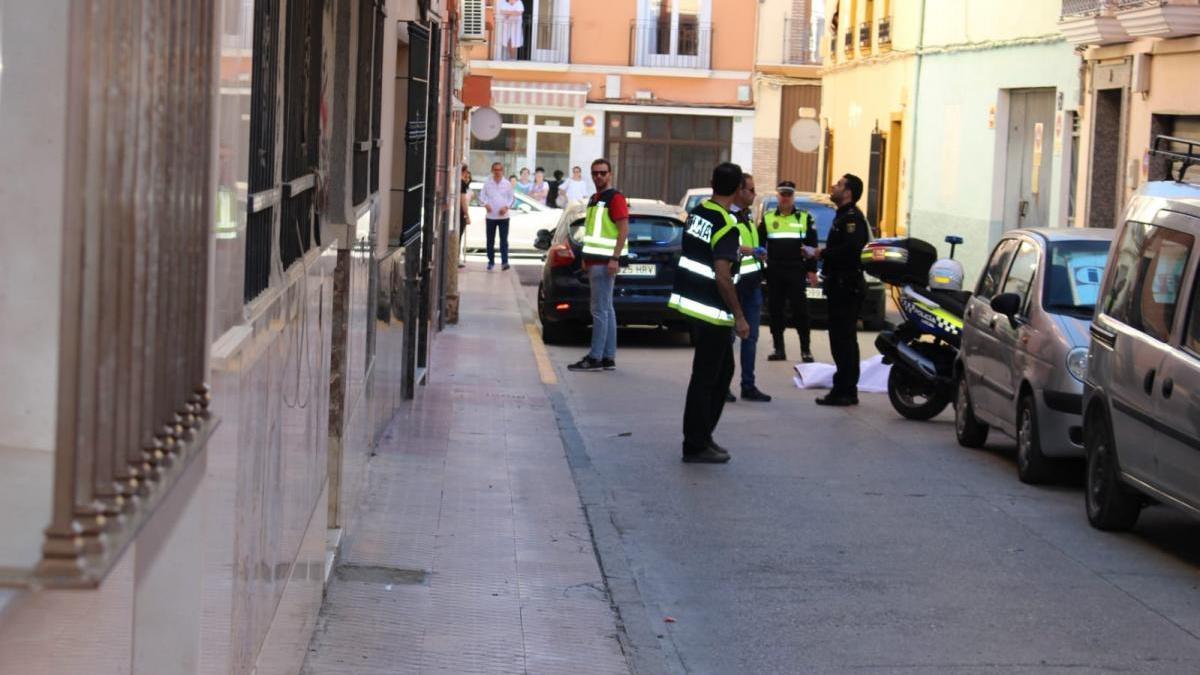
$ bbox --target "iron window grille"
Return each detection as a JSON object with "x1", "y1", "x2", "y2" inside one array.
[
  {"x1": 244, "y1": 0, "x2": 281, "y2": 302},
  {"x1": 281, "y1": 0, "x2": 323, "y2": 270}
]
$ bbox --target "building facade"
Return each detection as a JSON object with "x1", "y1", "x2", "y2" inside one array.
[
  {"x1": 0, "y1": 1, "x2": 466, "y2": 673},
  {"x1": 753, "y1": 0, "x2": 824, "y2": 191},
  {"x1": 822, "y1": 0, "x2": 1082, "y2": 279},
  {"x1": 466, "y1": 0, "x2": 757, "y2": 204},
  {"x1": 1060, "y1": 0, "x2": 1200, "y2": 230}
]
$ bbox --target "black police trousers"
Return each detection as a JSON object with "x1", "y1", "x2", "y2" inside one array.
[
  {"x1": 683, "y1": 319, "x2": 735, "y2": 453},
  {"x1": 767, "y1": 266, "x2": 811, "y2": 353},
  {"x1": 826, "y1": 287, "x2": 863, "y2": 398}
]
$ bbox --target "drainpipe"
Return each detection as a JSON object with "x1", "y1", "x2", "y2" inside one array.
[{"x1": 903, "y1": 0, "x2": 928, "y2": 237}]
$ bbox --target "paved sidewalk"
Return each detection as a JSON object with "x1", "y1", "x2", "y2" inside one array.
[{"x1": 302, "y1": 265, "x2": 629, "y2": 675}]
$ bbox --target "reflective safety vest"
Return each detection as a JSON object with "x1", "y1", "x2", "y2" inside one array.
[
  {"x1": 669, "y1": 200, "x2": 739, "y2": 326},
  {"x1": 582, "y1": 189, "x2": 624, "y2": 261},
  {"x1": 763, "y1": 209, "x2": 811, "y2": 239},
  {"x1": 734, "y1": 217, "x2": 764, "y2": 287}
]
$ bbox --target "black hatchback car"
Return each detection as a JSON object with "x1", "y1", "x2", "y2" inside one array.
[{"x1": 534, "y1": 199, "x2": 689, "y2": 343}]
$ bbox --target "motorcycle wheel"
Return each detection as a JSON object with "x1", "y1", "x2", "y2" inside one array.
[{"x1": 887, "y1": 365, "x2": 951, "y2": 421}]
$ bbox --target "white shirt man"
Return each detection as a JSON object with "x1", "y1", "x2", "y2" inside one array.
[
  {"x1": 563, "y1": 166, "x2": 592, "y2": 204},
  {"x1": 480, "y1": 162, "x2": 515, "y2": 270}
]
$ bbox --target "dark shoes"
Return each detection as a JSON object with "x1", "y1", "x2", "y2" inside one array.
[
  {"x1": 501, "y1": 263, "x2": 511, "y2": 271},
  {"x1": 567, "y1": 356, "x2": 605, "y2": 372},
  {"x1": 682, "y1": 440, "x2": 732, "y2": 464},
  {"x1": 741, "y1": 387, "x2": 772, "y2": 402},
  {"x1": 815, "y1": 393, "x2": 859, "y2": 407},
  {"x1": 767, "y1": 351, "x2": 787, "y2": 362},
  {"x1": 801, "y1": 352, "x2": 815, "y2": 363},
  {"x1": 601, "y1": 358, "x2": 616, "y2": 371},
  {"x1": 725, "y1": 390, "x2": 737, "y2": 403}
]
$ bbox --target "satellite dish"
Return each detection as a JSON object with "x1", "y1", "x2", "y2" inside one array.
[
  {"x1": 471, "y1": 107, "x2": 502, "y2": 141},
  {"x1": 789, "y1": 118, "x2": 822, "y2": 153}
]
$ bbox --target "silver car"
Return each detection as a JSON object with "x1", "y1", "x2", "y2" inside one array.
[
  {"x1": 1083, "y1": 178, "x2": 1200, "y2": 531},
  {"x1": 955, "y1": 228, "x2": 1114, "y2": 484}
]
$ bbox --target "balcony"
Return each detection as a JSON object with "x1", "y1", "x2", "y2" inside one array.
[
  {"x1": 488, "y1": 16, "x2": 571, "y2": 64},
  {"x1": 843, "y1": 30, "x2": 854, "y2": 56},
  {"x1": 782, "y1": 14, "x2": 821, "y2": 65},
  {"x1": 1058, "y1": 0, "x2": 1132, "y2": 45},
  {"x1": 1116, "y1": 0, "x2": 1200, "y2": 39},
  {"x1": 878, "y1": 16, "x2": 893, "y2": 50},
  {"x1": 859, "y1": 21, "x2": 873, "y2": 51},
  {"x1": 629, "y1": 20, "x2": 713, "y2": 69}
]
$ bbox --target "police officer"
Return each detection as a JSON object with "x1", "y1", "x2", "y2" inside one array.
[
  {"x1": 727, "y1": 173, "x2": 771, "y2": 403},
  {"x1": 816, "y1": 174, "x2": 870, "y2": 407},
  {"x1": 762, "y1": 180, "x2": 819, "y2": 364},
  {"x1": 670, "y1": 162, "x2": 749, "y2": 463}
]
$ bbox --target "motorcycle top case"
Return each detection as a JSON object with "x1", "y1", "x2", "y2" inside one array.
[{"x1": 860, "y1": 238, "x2": 938, "y2": 286}]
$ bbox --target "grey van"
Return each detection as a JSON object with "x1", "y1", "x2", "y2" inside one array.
[
  {"x1": 1083, "y1": 157, "x2": 1200, "y2": 531},
  {"x1": 955, "y1": 228, "x2": 1113, "y2": 484}
]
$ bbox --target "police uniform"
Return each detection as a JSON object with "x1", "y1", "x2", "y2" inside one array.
[
  {"x1": 761, "y1": 206, "x2": 818, "y2": 360},
  {"x1": 821, "y1": 202, "x2": 870, "y2": 401},
  {"x1": 731, "y1": 208, "x2": 769, "y2": 398},
  {"x1": 670, "y1": 199, "x2": 741, "y2": 458}
]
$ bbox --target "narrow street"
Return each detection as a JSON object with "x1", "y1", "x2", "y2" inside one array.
[{"x1": 507, "y1": 261, "x2": 1200, "y2": 674}]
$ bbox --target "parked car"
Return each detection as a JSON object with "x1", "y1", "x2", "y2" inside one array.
[
  {"x1": 679, "y1": 187, "x2": 711, "y2": 213},
  {"x1": 954, "y1": 228, "x2": 1114, "y2": 484},
  {"x1": 534, "y1": 199, "x2": 689, "y2": 344},
  {"x1": 1082, "y1": 166, "x2": 1200, "y2": 531},
  {"x1": 754, "y1": 191, "x2": 888, "y2": 330},
  {"x1": 464, "y1": 181, "x2": 562, "y2": 254}
]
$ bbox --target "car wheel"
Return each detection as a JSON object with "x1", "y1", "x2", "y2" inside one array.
[
  {"x1": 1016, "y1": 393, "x2": 1054, "y2": 485},
  {"x1": 540, "y1": 320, "x2": 573, "y2": 345},
  {"x1": 1084, "y1": 411, "x2": 1140, "y2": 531},
  {"x1": 954, "y1": 374, "x2": 989, "y2": 448}
]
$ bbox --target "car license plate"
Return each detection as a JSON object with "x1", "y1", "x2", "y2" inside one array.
[
  {"x1": 619, "y1": 264, "x2": 657, "y2": 277},
  {"x1": 806, "y1": 286, "x2": 824, "y2": 299}
]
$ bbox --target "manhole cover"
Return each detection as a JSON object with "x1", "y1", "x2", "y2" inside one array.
[{"x1": 333, "y1": 565, "x2": 427, "y2": 585}]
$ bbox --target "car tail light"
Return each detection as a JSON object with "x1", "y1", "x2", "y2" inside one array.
[{"x1": 549, "y1": 242, "x2": 576, "y2": 268}]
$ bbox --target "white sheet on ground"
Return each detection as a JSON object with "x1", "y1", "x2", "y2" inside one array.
[{"x1": 793, "y1": 354, "x2": 890, "y2": 393}]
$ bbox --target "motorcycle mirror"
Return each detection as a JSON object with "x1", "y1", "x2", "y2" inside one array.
[{"x1": 534, "y1": 229, "x2": 553, "y2": 251}]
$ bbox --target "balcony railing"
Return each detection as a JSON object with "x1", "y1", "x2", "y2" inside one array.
[
  {"x1": 878, "y1": 16, "x2": 893, "y2": 48},
  {"x1": 783, "y1": 14, "x2": 821, "y2": 65},
  {"x1": 843, "y1": 30, "x2": 854, "y2": 53},
  {"x1": 859, "y1": 21, "x2": 873, "y2": 50},
  {"x1": 629, "y1": 20, "x2": 713, "y2": 69},
  {"x1": 489, "y1": 16, "x2": 571, "y2": 64},
  {"x1": 1061, "y1": 0, "x2": 1109, "y2": 17}
]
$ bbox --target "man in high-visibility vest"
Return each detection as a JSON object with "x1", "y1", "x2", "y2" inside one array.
[
  {"x1": 669, "y1": 162, "x2": 750, "y2": 464},
  {"x1": 726, "y1": 173, "x2": 772, "y2": 403},
  {"x1": 762, "y1": 180, "x2": 820, "y2": 363},
  {"x1": 568, "y1": 158, "x2": 630, "y2": 372}
]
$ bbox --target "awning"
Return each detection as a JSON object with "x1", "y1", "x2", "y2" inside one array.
[{"x1": 491, "y1": 81, "x2": 590, "y2": 109}]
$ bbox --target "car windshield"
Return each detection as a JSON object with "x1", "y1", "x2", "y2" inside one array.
[
  {"x1": 1043, "y1": 240, "x2": 1110, "y2": 317},
  {"x1": 684, "y1": 193, "x2": 709, "y2": 212},
  {"x1": 570, "y1": 216, "x2": 684, "y2": 246},
  {"x1": 762, "y1": 198, "x2": 836, "y2": 242}
]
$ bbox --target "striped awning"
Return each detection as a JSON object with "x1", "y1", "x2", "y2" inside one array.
[{"x1": 491, "y1": 81, "x2": 590, "y2": 109}]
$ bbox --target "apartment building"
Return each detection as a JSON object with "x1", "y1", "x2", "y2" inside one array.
[
  {"x1": 753, "y1": 0, "x2": 824, "y2": 191},
  {"x1": 1060, "y1": 0, "x2": 1200, "y2": 229},
  {"x1": 466, "y1": 0, "x2": 757, "y2": 203},
  {"x1": 0, "y1": 1, "x2": 465, "y2": 673}
]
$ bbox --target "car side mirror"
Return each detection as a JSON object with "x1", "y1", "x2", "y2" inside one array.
[
  {"x1": 534, "y1": 229, "x2": 553, "y2": 251},
  {"x1": 990, "y1": 292, "x2": 1022, "y2": 325}
]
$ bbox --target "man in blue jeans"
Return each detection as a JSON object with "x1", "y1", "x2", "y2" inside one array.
[
  {"x1": 568, "y1": 159, "x2": 629, "y2": 372},
  {"x1": 728, "y1": 173, "x2": 771, "y2": 402},
  {"x1": 480, "y1": 161, "x2": 514, "y2": 271}
]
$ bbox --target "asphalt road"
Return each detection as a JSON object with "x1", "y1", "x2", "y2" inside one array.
[{"x1": 508, "y1": 261, "x2": 1200, "y2": 674}]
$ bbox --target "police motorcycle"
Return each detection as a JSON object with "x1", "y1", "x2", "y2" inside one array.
[{"x1": 863, "y1": 236, "x2": 969, "y2": 420}]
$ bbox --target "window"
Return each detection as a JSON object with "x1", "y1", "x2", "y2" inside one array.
[
  {"x1": 244, "y1": 0, "x2": 282, "y2": 302},
  {"x1": 280, "y1": 0, "x2": 323, "y2": 270},
  {"x1": 1043, "y1": 240, "x2": 1110, "y2": 317},
  {"x1": 1187, "y1": 272, "x2": 1200, "y2": 355},
  {"x1": 1001, "y1": 240, "x2": 1041, "y2": 310},
  {"x1": 633, "y1": 0, "x2": 712, "y2": 68},
  {"x1": 1132, "y1": 228, "x2": 1193, "y2": 342},
  {"x1": 976, "y1": 239, "x2": 1019, "y2": 300},
  {"x1": 352, "y1": 0, "x2": 383, "y2": 206}
]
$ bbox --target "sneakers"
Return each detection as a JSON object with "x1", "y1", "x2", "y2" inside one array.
[
  {"x1": 601, "y1": 358, "x2": 616, "y2": 371},
  {"x1": 767, "y1": 351, "x2": 787, "y2": 362},
  {"x1": 487, "y1": 263, "x2": 495, "y2": 271},
  {"x1": 567, "y1": 356, "x2": 605, "y2": 372},
  {"x1": 801, "y1": 352, "x2": 815, "y2": 363},
  {"x1": 682, "y1": 442, "x2": 731, "y2": 464},
  {"x1": 501, "y1": 263, "x2": 511, "y2": 271},
  {"x1": 740, "y1": 387, "x2": 772, "y2": 402}
]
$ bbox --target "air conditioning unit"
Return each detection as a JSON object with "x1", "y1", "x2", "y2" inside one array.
[{"x1": 460, "y1": 0, "x2": 485, "y2": 42}]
